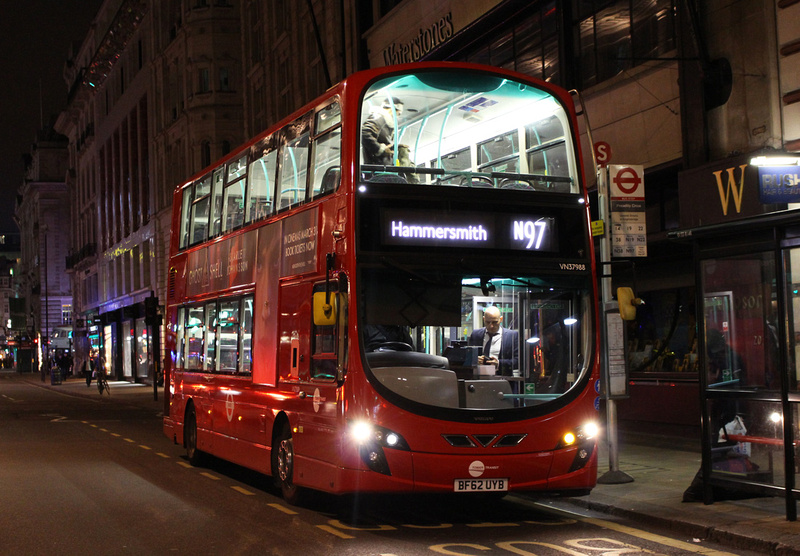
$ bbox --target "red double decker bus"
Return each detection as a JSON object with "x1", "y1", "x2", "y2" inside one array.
[{"x1": 163, "y1": 62, "x2": 600, "y2": 503}]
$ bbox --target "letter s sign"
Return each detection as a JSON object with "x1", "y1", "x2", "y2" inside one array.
[{"x1": 594, "y1": 141, "x2": 611, "y2": 167}]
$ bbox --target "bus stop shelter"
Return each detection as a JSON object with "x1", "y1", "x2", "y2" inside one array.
[{"x1": 676, "y1": 209, "x2": 800, "y2": 520}]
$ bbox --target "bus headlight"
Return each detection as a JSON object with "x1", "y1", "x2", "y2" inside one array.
[
  {"x1": 555, "y1": 421, "x2": 598, "y2": 472},
  {"x1": 557, "y1": 421, "x2": 599, "y2": 449},
  {"x1": 348, "y1": 420, "x2": 410, "y2": 476}
]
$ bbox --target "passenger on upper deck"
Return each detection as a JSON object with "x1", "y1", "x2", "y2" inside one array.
[
  {"x1": 361, "y1": 97, "x2": 403, "y2": 166},
  {"x1": 468, "y1": 306, "x2": 519, "y2": 376}
]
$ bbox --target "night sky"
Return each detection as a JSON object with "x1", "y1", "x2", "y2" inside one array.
[{"x1": 0, "y1": 1, "x2": 103, "y2": 235}]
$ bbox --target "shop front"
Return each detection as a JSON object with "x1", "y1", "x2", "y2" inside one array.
[
  {"x1": 676, "y1": 154, "x2": 800, "y2": 519},
  {"x1": 97, "y1": 299, "x2": 159, "y2": 385}
]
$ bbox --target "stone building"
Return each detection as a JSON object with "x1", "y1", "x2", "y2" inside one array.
[
  {"x1": 56, "y1": 0, "x2": 247, "y2": 380},
  {"x1": 14, "y1": 124, "x2": 72, "y2": 371}
]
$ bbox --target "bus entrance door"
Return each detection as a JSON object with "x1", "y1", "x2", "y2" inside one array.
[{"x1": 278, "y1": 281, "x2": 342, "y2": 491}]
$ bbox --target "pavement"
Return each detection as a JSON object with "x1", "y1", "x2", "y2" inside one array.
[{"x1": 7, "y1": 369, "x2": 800, "y2": 554}]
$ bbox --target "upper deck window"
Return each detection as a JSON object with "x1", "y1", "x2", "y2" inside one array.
[
  {"x1": 178, "y1": 101, "x2": 343, "y2": 250},
  {"x1": 210, "y1": 168, "x2": 225, "y2": 237},
  {"x1": 359, "y1": 70, "x2": 577, "y2": 193},
  {"x1": 189, "y1": 175, "x2": 212, "y2": 246},
  {"x1": 246, "y1": 148, "x2": 276, "y2": 223},
  {"x1": 221, "y1": 154, "x2": 248, "y2": 233},
  {"x1": 276, "y1": 114, "x2": 312, "y2": 211}
]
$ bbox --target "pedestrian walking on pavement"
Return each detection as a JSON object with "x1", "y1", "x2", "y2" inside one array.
[{"x1": 85, "y1": 350, "x2": 97, "y2": 387}]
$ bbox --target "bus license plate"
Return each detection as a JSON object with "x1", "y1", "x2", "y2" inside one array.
[{"x1": 453, "y1": 478, "x2": 508, "y2": 492}]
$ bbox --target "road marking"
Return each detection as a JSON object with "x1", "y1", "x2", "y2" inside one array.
[
  {"x1": 537, "y1": 504, "x2": 739, "y2": 556},
  {"x1": 124, "y1": 438, "x2": 135, "y2": 443},
  {"x1": 316, "y1": 525, "x2": 355, "y2": 539},
  {"x1": 139, "y1": 445, "x2": 152, "y2": 450},
  {"x1": 156, "y1": 452, "x2": 170, "y2": 458},
  {"x1": 200, "y1": 472, "x2": 221, "y2": 481},
  {"x1": 580, "y1": 517, "x2": 738, "y2": 555},
  {"x1": 231, "y1": 486, "x2": 256, "y2": 496},
  {"x1": 466, "y1": 522, "x2": 519, "y2": 528},
  {"x1": 430, "y1": 543, "x2": 487, "y2": 554},
  {"x1": 327, "y1": 519, "x2": 396, "y2": 532},
  {"x1": 111, "y1": 433, "x2": 121, "y2": 437},
  {"x1": 268, "y1": 503, "x2": 297, "y2": 515},
  {"x1": 177, "y1": 461, "x2": 192, "y2": 469}
]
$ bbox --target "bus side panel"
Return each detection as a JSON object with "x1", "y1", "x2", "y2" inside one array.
[
  {"x1": 253, "y1": 222, "x2": 281, "y2": 386},
  {"x1": 211, "y1": 433, "x2": 272, "y2": 476},
  {"x1": 209, "y1": 376, "x2": 273, "y2": 469}
]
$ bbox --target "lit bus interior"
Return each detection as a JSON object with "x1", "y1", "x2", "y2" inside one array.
[
  {"x1": 358, "y1": 69, "x2": 592, "y2": 412},
  {"x1": 359, "y1": 71, "x2": 577, "y2": 192},
  {"x1": 361, "y1": 270, "x2": 592, "y2": 411}
]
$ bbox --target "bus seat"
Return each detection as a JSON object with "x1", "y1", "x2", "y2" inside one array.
[
  {"x1": 320, "y1": 166, "x2": 340, "y2": 193},
  {"x1": 462, "y1": 176, "x2": 494, "y2": 188},
  {"x1": 500, "y1": 179, "x2": 533, "y2": 190},
  {"x1": 368, "y1": 173, "x2": 407, "y2": 184}
]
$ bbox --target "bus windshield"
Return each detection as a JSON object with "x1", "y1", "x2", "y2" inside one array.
[
  {"x1": 360, "y1": 267, "x2": 592, "y2": 412},
  {"x1": 360, "y1": 69, "x2": 576, "y2": 192}
]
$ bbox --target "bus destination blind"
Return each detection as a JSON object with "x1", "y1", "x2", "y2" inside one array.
[{"x1": 381, "y1": 208, "x2": 558, "y2": 252}]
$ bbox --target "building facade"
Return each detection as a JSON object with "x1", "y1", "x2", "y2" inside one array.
[
  {"x1": 14, "y1": 126, "x2": 72, "y2": 372},
  {"x1": 56, "y1": 0, "x2": 248, "y2": 381}
]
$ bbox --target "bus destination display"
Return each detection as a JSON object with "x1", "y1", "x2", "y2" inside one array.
[{"x1": 382, "y1": 208, "x2": 558, "y2": 252}]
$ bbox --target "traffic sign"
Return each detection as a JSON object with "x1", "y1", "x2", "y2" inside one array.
[
  {"x1": 607, "y1": 164, "x2": 647, "y2": 257},
  {"x1": 594, "y1": 141, "x2": 611, "y2": 166},
  {"x1": 609, "y1": 165, "x2": 644, "y2": 199}
]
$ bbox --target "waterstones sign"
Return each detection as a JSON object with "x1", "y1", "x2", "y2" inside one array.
[{"x1": 382, "y1": 14, "x2": 454, "y2": 65}]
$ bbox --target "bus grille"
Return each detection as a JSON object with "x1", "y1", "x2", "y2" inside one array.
[{"x1": 442, "y1": 434, "x2": 527, "y2": 448}]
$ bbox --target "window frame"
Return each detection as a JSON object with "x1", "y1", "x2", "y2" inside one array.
[{"x1": 177, "y1": 295, "x2": 255, "y2": 376}]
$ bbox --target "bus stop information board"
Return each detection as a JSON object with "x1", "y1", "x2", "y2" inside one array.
[{"x1": 609, "y1": 164, "x2": 647, "y2": 258}]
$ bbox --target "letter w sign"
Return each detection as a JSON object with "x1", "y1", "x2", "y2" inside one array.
[{"x1": 712, "y1": 165, "x2": 747, "y2": 216}]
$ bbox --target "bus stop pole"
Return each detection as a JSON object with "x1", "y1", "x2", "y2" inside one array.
[{"x1": 597, "y1": 167, "x2": 633, "y2": 485}]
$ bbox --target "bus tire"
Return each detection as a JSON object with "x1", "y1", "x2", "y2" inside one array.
[
  {"x1": 272, "y1": 422, "x2": 302, "y2": 505},
  {"x1": 184, "y1": 404, "x2": 205, "y2": 466}
]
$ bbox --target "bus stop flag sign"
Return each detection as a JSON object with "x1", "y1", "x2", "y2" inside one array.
[{"x1": 608, "y1": 164, "x2": 647, "y2": 258}]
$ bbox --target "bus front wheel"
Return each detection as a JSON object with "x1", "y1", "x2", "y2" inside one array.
[{"x1": 273, "y1": 422, "x2": 302, "y2": 505}]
